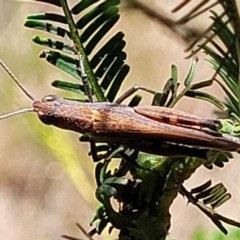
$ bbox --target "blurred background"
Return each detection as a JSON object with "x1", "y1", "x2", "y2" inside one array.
[{"x1": 0, "y1": 1, "x2": 240, "y2": 239}]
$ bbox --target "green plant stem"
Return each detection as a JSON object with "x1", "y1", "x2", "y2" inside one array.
[
  {"x1": 168, "y1": 84, "x2": 192, "y2": 108},
  {"x1": 225, "y1": 0, "x2": 240, "y2": 112},
  {"x1": 60, "y1": 0, "x2": 105, "y2": 101}
]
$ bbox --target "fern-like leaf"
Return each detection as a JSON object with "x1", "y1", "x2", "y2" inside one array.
[
  {"x1": 25, "y1": 0, "x2": 130, "y2": 102},
  {"x1": 173, "y1": 0, "x2": 240, "y2": 119}
]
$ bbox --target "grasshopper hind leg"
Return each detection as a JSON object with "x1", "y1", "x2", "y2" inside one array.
[{"x1": 114, "y1": 84, "x2": 221, "y2": 133}]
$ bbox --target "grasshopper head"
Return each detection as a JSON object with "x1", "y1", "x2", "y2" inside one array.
[
  {"x1": 0, "y1": 58, "x2": 92, "y2": 133},
  {"x1": 33, "y1": 95, "x2": 61, "y2": 125},
  {"x1": 33, "y1": 94, "x2": 92, "y2": 133}
]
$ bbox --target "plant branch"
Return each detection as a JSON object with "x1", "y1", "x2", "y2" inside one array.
[
  {"x1": 60, "y1": 0, "x2": 105, "y2": 101},
  {"x1": 227, "y1": 0, "x2": 240, "y2": 111}
]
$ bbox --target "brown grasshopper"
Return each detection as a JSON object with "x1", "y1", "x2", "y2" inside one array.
[{"x1": 1, "y1": 58, "x2": 240, "y2": 160}]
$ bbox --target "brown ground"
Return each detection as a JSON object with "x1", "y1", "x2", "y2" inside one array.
[{"x1": 0, "y1": 1, "x2": 240, "y2": 240}]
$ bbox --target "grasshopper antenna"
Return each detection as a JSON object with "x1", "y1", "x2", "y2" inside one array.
[
  {"x1": 0, "y1": 58, "x2": 35, "y2": 101},
  {"x1": 0, "y1": 58, "x2": 35, "y2": 119},
  {"x1": 0, "y1": 108, "x2": 34, "y2": 119}
]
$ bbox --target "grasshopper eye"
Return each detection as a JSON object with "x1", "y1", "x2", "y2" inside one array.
[{"x1": 42, "y1": 95, "x2": 58, "y2": 102}]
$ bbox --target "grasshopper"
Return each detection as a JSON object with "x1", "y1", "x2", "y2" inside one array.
[{"x1": 0, "y1": 58, "x2": 240, "y2": 160}]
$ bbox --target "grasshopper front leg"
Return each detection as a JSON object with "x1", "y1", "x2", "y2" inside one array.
[{"x1": 77, "y1": 54, "x2": 108, "y2": 163}]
